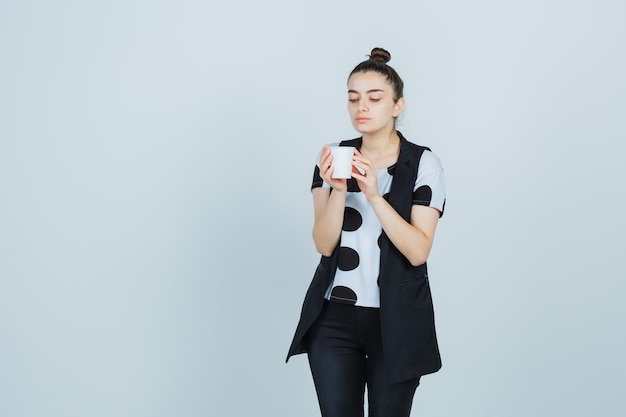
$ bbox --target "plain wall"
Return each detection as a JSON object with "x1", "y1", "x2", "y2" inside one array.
[{"x1": 1, "y1": 0, "x2": 625, "y2": 416}]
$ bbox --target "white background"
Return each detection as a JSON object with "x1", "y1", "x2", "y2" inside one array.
[{"x1": 1, "y1": 1, "x2": 625, "y2": 416}]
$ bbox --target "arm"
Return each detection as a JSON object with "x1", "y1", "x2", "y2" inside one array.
[
  {"x1": 369, "y1": 198, "x2": 439, "y2": 266},
  {"x1": 352, "y1": 149, "x2": 440, "y2": 266},
  {"x1": 312, "y1": 187, "x2": 346, "y2": 256},
  {"x1": 311, "y1": 144, "x2": 351, "y2": 256}
]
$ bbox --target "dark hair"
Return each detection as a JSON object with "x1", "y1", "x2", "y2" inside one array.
[{"x1": 349, "y1": 47, "x2": 404, "y2": 102}]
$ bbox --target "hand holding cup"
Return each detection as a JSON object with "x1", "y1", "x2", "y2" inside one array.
[{"x1": 319, "y1": 145, "x2": 356, "y2": 191}]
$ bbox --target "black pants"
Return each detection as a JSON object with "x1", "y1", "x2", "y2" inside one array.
[{"x1": 307, "y1": 301, "x2": 420, "y2": 417}]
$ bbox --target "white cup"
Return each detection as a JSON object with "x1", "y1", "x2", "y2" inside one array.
[{"x1": 329, "y1": 146, "x2": 355, "y2": 179}]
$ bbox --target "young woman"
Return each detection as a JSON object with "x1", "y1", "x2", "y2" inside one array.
[{"x1": 287, "y1": 47, "x2": 446, "y2": 417}]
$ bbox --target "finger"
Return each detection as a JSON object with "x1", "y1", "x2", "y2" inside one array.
[
  {"x1": 353, "y1": 160, "x2": 369, "y2": 174},
  {"x1": 352, "y1": 162, "x2": 368, "y2": 177},
  {"x1": 353, "y1": 154, "x2": 370, "y2": 165},
  {"x1": 320, "y1": 144, "x2": 331, "y2": 161},
  {"x1": 320, "y1": 152, "x2": 333, "y2": 171}
]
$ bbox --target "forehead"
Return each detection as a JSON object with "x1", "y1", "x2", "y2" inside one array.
[{"x1": 348, "y1": 71, "x2": 390, "y2": 93}]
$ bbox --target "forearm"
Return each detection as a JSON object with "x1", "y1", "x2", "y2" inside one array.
[
  {"x1": 369, "y1": 196, "x2": 435, "y2": 266},
  {"x1": 312, "y1": 189, "x2": 347, "y2": 256}
]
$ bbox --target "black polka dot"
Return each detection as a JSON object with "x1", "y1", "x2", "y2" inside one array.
[
  {"x1": 387, "y1": 164, "x2": 397, "y2": 175},
  {"x1": 343, "y1": 207, "x2": 363, "y2": 232},
  {"x1": 329, "y1": 286, "x2": 357, "y2": 305},
  {"x1": 311, "y1": 165, "x2": 323, "y2": 189},
  {"x1": 337, "y1": 246, "x2": 360, "y2": 271},
  {"x1": 347, "y1": 178, "x2": 361, "y2": 192},
  {"x1": 413, "y1": 185, "x2": 433, "y2": 205}
]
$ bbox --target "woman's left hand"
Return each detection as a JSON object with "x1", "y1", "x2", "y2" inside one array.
[{"x1": 351, "y1": 149, "x2": 381, "y2": 202}]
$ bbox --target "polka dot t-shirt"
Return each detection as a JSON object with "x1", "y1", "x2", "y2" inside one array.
[{"x1": 311, "y1": 144, "x2": 446, "y2": 308}]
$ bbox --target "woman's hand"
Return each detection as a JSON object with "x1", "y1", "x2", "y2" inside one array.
[
  {"x1": 351, "y1": 149, "x2": 382, "y2": 202},
  {"x1": 318, "y1": 145, "x2": 349, "y2": 191}
]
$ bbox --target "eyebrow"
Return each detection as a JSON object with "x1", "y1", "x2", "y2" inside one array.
[{"x1": 348, "y1": 89, "x2": 385, "y2": 94}]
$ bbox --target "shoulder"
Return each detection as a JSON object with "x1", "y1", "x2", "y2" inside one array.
[
  {"x1": 398, "y1": 136, "x2": 438, "y2": 168},
  {"x1": 419, "y1": 149, "x2": 443, "y2": 170},
  {"x1": 397, "y1": 134, "x2": 444, "y2": 178}
]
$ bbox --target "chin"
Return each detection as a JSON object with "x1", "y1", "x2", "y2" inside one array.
[{"x1": 353, "y1": 124, "x2": 372, "y2": 134}]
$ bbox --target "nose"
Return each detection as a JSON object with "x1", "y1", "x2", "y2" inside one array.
[{"x1": 359, "y1": 98, "x2": 369, "y2": 112}]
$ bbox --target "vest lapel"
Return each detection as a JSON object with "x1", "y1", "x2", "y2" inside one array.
[{"x1": 379, "y1": 135, "x2": 417, "y2": 278}]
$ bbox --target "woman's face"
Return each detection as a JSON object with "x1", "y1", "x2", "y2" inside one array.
[{"x1": 347, "y1": 71, "x2": 404, "y2": 136}]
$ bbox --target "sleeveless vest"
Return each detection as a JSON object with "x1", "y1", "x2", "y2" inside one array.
[{"x1": 286, "y1": 133, "x2": 442, "y2": 382}]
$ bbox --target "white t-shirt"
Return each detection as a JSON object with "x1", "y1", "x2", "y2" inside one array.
[{"x1": 311, "y1": 144, "x2": 446, "y2": 308}]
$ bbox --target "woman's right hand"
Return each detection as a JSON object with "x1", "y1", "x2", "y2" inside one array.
[{"x1": 319, "y1": 144, "x2": 348, "y2": 192}]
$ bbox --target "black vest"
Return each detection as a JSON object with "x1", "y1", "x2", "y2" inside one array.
[{"x1": 286, "y1": 133, "x2": 442, "y2": 382}]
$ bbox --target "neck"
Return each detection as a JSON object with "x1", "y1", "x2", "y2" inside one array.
[{"x1": 361, "y1": 128, "x2": 400, "y2": 156}]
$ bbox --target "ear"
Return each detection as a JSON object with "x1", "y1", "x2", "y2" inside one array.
[{"x1": 393, "y1": 97, "x2": 405, "y2": 117}]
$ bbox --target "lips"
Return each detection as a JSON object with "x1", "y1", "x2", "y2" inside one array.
[{"x1": 356, "y1": 117, "x2": 369, "y2": 123}]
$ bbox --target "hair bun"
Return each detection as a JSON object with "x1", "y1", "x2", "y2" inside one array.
[{"x1": 369, "y1": 47, "x2": 391, "y2": 64}]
